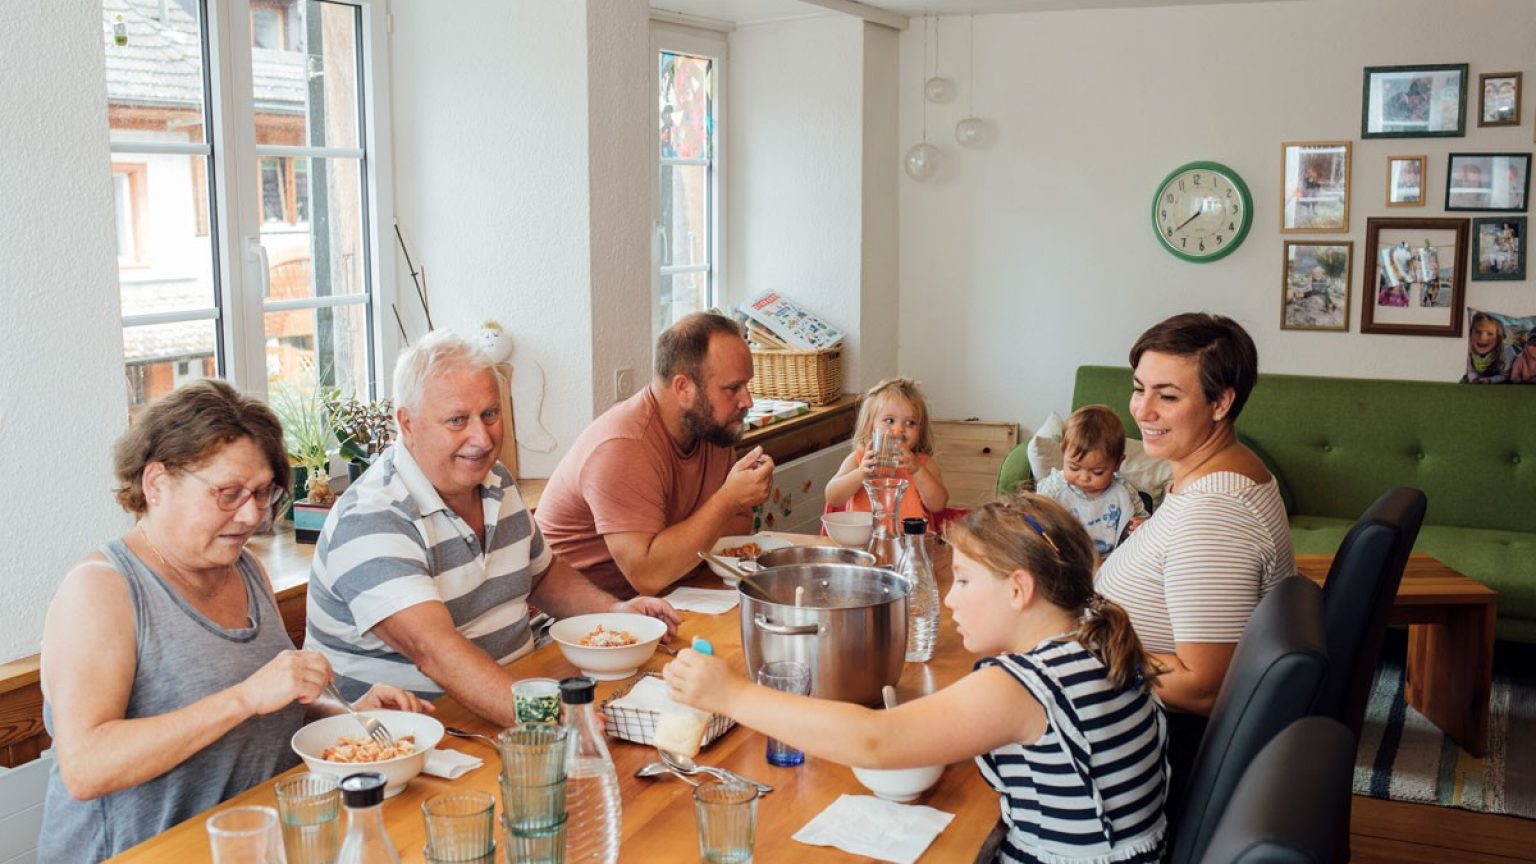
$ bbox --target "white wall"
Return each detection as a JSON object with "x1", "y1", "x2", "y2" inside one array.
[
  {"x1": 0, "y1": 0, "x2": 128, "y2": 663},
  {"x1": 898, "y1": 0, "x2": 1536, "y2": 429},
  {"x1": 860, "y1": 21, "x2": 900, "y2": 384}
]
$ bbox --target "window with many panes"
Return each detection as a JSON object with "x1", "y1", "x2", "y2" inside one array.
[
  {"x1": 655, "y1": 29, "x2": 723, "y2": 333},
  {"x1": 104, "y1": 0, "x2": 385, "y2": 417}
]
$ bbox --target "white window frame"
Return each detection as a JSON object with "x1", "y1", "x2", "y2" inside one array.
[
  {"x1": 114, "y1": 0, "x2": 396, "y2": 404},
  {"x1": 650, "y1": 21, "x2": 727, "y2": 335}
]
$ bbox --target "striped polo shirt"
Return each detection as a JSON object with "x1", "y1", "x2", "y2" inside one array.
[
  {"x1": 1094, "y1": 471, "x2": 1293, "y2": 654},
  {"x1": 976, "y1": 640, "x2": 1168, "y2": 864},
  {"x1": 304, "y1": 443, "x2": 551, "y2": 700}
]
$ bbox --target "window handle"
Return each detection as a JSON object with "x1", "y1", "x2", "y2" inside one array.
[{"x1": 247, "y1": 238, "x2": 270, "y2": 298}]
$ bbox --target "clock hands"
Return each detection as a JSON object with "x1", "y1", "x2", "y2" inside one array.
[{"x1": 1175, "y1": 209, "x2": 1203, "y2": 231}]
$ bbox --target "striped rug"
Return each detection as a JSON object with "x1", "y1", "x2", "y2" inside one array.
[{"x1": 1354, "y1": 659, "x2": 1536, "y2": 818}]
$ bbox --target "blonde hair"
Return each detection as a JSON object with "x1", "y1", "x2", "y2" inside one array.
[
  {"x1": 947, "y1": 494, "x2": 1159, "y2": 692},
  {"x1": 852, "y1": 378, "x2": 934, "y2": 454},
  {"x1": 1062, "y1": 404, "x2": 1127, "y2": 464}
]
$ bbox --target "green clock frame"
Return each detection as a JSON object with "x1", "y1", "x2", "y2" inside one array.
[{"x1": 1151, "y1": 160, "x2": 1253, "y2": 263}]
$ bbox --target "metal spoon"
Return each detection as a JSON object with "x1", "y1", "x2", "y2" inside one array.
[
  {"x1": 635, "y1": 761, "x2": 699, "y2": 786},
  {"x1": 443, "y1": 726, "x2": 498, "y2": 747},
  {"x1": 658, "y1": 748, "x2": 774, "y2": 793},
  {"x1": 696, "y1": 551, "x2": 775, "y2": 598}
]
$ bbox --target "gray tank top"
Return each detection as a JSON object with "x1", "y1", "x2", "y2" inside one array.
[{"x1": 38, "y1": 539, "x2": 305, "y2": 863}]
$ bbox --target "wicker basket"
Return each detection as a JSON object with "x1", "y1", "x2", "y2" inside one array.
[
  {"x1": 599, "y1": 675, "x2": 735, "y2": 748},
  {"x1": 750, "y1": 347, "x2": 842, "y2": 406}
]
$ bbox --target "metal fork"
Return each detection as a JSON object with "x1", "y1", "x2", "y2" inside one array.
[{"x1": 326, "y1": 681, "x2": 396, "y2": 749}]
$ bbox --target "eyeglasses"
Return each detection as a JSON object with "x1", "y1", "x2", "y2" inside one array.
[{"x1": 184, "y1": 472, "x2": 284, "y2": 512}]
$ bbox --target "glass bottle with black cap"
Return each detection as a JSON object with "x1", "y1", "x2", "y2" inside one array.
[{"x1": 336, "y1": 772, "x2": 400, "y2": 864}]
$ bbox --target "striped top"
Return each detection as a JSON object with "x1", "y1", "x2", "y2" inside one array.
[
  {"x1": 975, "y1": 639, "x2": 1168, "y2": 864},
  {"x1": 305, "y1": 443, "x2": 552, "y2": 700},
  {"x1": 1094, "y1": 472, "x2": 1293, "y2": 654}
]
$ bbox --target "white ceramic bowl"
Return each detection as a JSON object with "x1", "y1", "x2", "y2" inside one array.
[
  {"x1": 851, "y1": 764, "x2": 945, "y2": 802},
  {"x1": 290, "y1": 710, "x2": 445, "y2": 798},
  {"x1": 706, "y1": 535, "x2": 792, "y2": 585},
  {"x1": 821, "y1": 512, "x2": 875, "y2": 548},
  {"x1": 548, "y1": 612, "x2": 668, "y2": 681}
]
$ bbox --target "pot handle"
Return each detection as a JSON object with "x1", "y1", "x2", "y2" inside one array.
[{"x1": 753, "y1": 614, "x2": 819, "y2": 636}]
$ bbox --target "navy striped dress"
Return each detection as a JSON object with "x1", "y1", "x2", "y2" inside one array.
[{"x1": 974, "y1": 639, "x2": 1169, "y2": 864}]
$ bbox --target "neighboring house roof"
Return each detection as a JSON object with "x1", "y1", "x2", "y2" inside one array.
[{"x1": 121, "y1": 279, "x2": 215, "y2": 363}]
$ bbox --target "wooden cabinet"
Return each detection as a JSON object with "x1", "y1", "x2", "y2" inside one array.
[{"x1": 931, "y1": 419, "x2": 1019, "y2": 508}]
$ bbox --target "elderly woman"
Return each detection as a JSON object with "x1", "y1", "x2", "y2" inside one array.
[
  {"x1": 38, "y1": 380, "x2": 429, "y2": 863},
  {"x1": 1094, "y1": 314, "x2": 1294, "y2": 808}
]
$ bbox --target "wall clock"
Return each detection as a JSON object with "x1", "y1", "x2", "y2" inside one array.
[{"x1": 1152, "y1": 161, "x2": 1253, "y2": 262}]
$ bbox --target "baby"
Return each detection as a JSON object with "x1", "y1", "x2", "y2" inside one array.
[{"x1": 1035, "y1": 405, "x2": 1150, "y2": 558}]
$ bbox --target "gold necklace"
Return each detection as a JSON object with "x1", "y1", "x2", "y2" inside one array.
[{"x1": 136, "y1": 522, "x2": 232, "y2": 601}]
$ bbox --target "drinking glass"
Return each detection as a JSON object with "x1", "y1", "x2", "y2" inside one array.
[
  {"x1": 496, "y1": 723, "x2": 569, "y2": 787},
  {"x1": 206, "y1": 806, "x2": 285, "y2": 864},
  {"x1": 512, "y1": 678, "x2": 562, "y2": 724},
  {"x1": 501, "y1": 812, "x2": 568, "y2": 864},
  {"x1": 274, "y1": 773, "x2": 340, "y2": 864},
  {"x1": 499, "y1": 776, "x2": 568, "y2": 831},
  {"x1": 870, "y1": 429, "x2": 903, "y2": 477},
  {"x1": 422, "y1": 791, "x2": 497, "y2": 861},
  {"x1": 756, "y1": 661, "x2": 811, "y2": 767},
  {"x1": 693, "y1": 780, "x2": 759, "y2": 864}
]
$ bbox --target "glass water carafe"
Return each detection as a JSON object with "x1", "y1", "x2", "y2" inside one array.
[{"x1": 863, "y1": 478, "x2": 908, "y2": 568}]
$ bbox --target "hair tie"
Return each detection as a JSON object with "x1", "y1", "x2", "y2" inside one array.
[{"x1": 1087, "y1": 593, "x2": 1108, "y2": 614}]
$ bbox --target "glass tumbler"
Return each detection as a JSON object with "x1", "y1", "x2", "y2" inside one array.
[
  {"x1": 206, "y1": 805, "x2": 285, "y2": 864},
  {"x1": 756, "y1": 661, "x2": 812, "y2": 767},
  {"x1": 693, "y1": 780, "x2": 759, "y2": 864},
  {"x1": 274, "y1": 773, "x2": 341, "y2": 864},
  {"x1": 422, "y1": 791, "x2": 497, "y2": 861}
]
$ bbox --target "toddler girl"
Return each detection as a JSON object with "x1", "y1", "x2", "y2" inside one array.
[
  {"x1": 1510, "y1": 336, "x2": 1536, "y2": 384},
  {"x1": 665, "y1": 496, "x2": 1169, "y2": 864},
  {"x1": 824, "y1": 378, "x2": 949, "y2": 522},
  {"x1": 1464, "y1": 312, "x2": 1516, "y2": 384},
  {"x1": 1037, "y1": 405, "x2": 1150, "y2": 557}
]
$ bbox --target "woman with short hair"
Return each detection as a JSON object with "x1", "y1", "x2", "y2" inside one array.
[{"x1": 38, "y1": 379, "x2": 428, "y2": 863}]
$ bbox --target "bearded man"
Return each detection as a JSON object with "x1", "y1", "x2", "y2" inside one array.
[{"x1": 535, "y1": 313, "x2": 775, "y2": 598}]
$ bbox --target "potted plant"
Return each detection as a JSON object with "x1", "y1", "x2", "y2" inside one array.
[
  {"x1": 270, "y1": 379, "x2": 338, "y2": 543},
  {"x1": 323, "y1": 389, "x2": 395, "y2": 482}
]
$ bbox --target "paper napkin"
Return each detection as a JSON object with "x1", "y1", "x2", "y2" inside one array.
[
  {"x1": 663, "y1": 586, "x2": 741, "y2": 614},
  {"x1": 793, "y1": 794, "x2": 955, "y2": 864},
  {"x1": 607, "y1": 674, "x2": 675, "y2": 712},
  {"x1": 423, "y1": 747, "x2": 484, "y2": 779}
]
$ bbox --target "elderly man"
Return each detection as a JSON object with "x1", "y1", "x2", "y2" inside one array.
[
  {"x1": 536, "y1": 312, "x2": 774, "y2": 598},
  {"x1": 305, "y1": 330, "x2": 677, "y2": 725}
]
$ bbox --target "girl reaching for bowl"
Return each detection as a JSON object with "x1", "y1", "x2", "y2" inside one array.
[{"x1": 664, "y1": 495, "x2": 1169, "y2": 863}]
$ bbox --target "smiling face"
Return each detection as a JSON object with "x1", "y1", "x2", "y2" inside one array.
[
  {"x1": 1471, "y1": 319, "x2": 1501, "y2": 355},
  {"x1": 943, "y1": 549, "x2": 1020, "y2": 655},
  {"x1": 1130, "y1": 351, "x2": 1230, "y2": 466},
  {"x1": 398, "y1": 363, "x2": 503, "y2": 501},
  {"x1": 145, "y1": 436, "x2": 275, "y2": 568}
]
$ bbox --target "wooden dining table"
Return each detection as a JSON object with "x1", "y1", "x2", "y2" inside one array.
[{"x1": 109, "y1": 533, "x2": 998, "y2": 862}]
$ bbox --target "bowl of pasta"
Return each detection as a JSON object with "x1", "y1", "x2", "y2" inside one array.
[
  {"x1": 547, "y1": 612, "x2": 668, "y2": 681},
  {"x1": 706, "y1": 535, "x2": 792, "y2": 585},
  {"x1": 290, "y1": 710, "x2": 445, "y2": 798}
]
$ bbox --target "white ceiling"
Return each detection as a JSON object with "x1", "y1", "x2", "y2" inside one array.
[{"x1": 650, "y1": 0, "x2": 1289, "y2": 29}]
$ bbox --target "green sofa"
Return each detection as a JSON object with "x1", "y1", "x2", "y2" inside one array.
[{"x1": 998, "y1": 365, "x2": 1536, "y2": 643}]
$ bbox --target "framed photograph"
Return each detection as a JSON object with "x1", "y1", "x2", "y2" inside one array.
[
  {"x1": 1386, "y1": 156, "x2": 1426, "y2": 207},
  {"x1": 1445, "y1": 153, "x2": 1530, "y2": 212},
  {"x1": 1361, "y1": 217, "x2": 1468, "y2": 337},
  {"x1": 1472, "y1": 217, "x2": 1526, "y2": 281},
  {"x1": 1362, "y1": 64, "x2": 1467, "y2": 138},
  {"x1": 1282, "y1": 241, "x2": 1351, "y2": 332},
  {"x1": 1281, "y1": 141, "x2": 1350, "y2": 231},
  {"x1": 1479, "y1": 72, "x2": 1521, "y2": 127}
]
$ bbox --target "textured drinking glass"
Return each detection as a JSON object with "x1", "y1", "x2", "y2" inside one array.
[
  {"x1": 499, "y1": 776, "x2": 568, "y2": 831},
  {"x1": 501, "y1": 812, "x2": 568, "y2": 864},
  {"x1": 870, "y1": 430, "x2": 903, "y2": 476},
  {"x1": 497, "y1": 723, "x2": 570, "y2": 786},
  {"x1": 427, "y1": 844, "x2": 496, "y2": 864},
  {"x1": 422, "y1": 792, "x2": 497, "y2": 861},
  {"x1": 757, "y1": 661, "x2": 812, "y2": 767},
  {"x1": 693, "y1": 780, "x2": 759, "y2": 864},
  {"x1": 274, "y1": 773, "x2": 340, "y2": 864},
  {"x1": 206, "y1": 805, "x2": 285, "y2": 864}
]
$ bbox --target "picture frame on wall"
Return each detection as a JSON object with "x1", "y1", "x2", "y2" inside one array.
[
  {"x1": 1281, "y1": 141, "x2": 1350, "y2": 231},
  {"x1": 1472, "y1": 216, "x2": 1526, "y2": 281},
  {"x1": 1445, "y1": 153, "x2": 1530, "y2": 212},
  {"x1": 1361, "y1": 217, "x2": 1469, "y2": 337},
  {"x1": 1386, "y1": 155, "x2": 1427, "y2": 207},
  {"x1": 1361, "y1": 64, "x2": 1467, "y2": 138},
  {"x1": 1282, "y1": 241, "x2": 1351, "y2": 332},
  {"x1": 1479, "y1": 72, "x2": 1521, "y2": 127}
]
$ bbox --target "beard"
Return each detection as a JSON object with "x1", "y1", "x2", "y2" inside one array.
[{"x1": 681, "y1": 400, "x2": 746, "y2": 448}]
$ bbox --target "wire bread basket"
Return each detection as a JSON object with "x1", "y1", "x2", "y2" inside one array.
[{"x1": 599, "y1": 674, "x2": 735, "y2": 748}]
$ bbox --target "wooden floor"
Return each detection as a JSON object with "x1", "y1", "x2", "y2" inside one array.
[{"x1": 1352, "y1": 796, "x2": 1536, "y2": 862}]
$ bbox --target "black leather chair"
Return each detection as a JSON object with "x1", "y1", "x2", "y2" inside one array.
[
  {"x1": 1197, "y1": 716, "x2": 1356, "y2": 864},
  {"x1": 1314, "y1": 486, "x2": 1427, "y2": 737},
  {"x1": 1170, "y1": 576, "x2": 1328, "y2": 864}
]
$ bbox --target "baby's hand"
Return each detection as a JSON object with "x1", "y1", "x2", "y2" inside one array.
[{"x1": 1125, "y1": 516, "x2": 1147, "y2": 536}]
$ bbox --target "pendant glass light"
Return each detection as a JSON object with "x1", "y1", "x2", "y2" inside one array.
[
  {"x1": 905, "y1": 16, "x2": 943, "y2": 182},
  {"x1": 955, "y1": 15, "x2": 989, "y2": 148},
  {"x1": 923, "y1": 16, "x2": 955, "y2": 104}
]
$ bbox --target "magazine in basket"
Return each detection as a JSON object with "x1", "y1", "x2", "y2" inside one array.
[{"x1": 742, "y1": 291, "x2": 845, "y2": 351}]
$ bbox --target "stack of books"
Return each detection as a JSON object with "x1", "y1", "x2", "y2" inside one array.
[{"x1": 745, "y1": 398, "x2": 811, "y2": 428}]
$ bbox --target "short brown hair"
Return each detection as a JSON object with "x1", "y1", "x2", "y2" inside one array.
[
  {"x1": 853, "y1": 378, "x2": 934, "y2": 455},
  {"x1": 948, "y1": 495, "x2": 1158, "y2": 692},
  {"x1": 654, "y1": 312, "x2": 747, "y2": 384},
  {"x1": 1129, "y1": 312, "x2": 1259, "y2": 422},
  {"x1": 1062, "y1": 404, "x2": 1126, "y2": 464},
  {"x1": 113, "y1": 379, "x2": 290, "y2": 516}
]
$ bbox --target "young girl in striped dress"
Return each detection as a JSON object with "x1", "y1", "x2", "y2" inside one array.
[{"x1": 664, "y1": 494, "x2": 1169, "y2": 863}]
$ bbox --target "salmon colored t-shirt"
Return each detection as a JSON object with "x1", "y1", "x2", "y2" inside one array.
[{"x1": 535, "y1": 388, "x2": 733, "y2": 599}]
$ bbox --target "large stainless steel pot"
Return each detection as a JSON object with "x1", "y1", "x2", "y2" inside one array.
[
  {"x1": 738, "y1": 564, "x2": 908, "y2": 706},
  {"x1": 752, "y1": 545, "x2": 876, "y2": 570}
]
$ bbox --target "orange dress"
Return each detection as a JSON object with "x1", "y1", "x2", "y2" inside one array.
[{"x1": 829, "y1": 447, "x2": 936, "y2": 524}]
